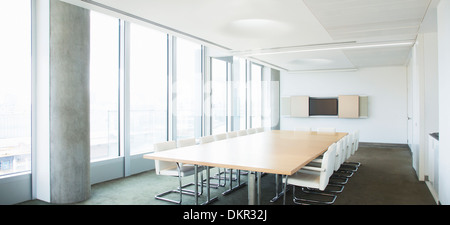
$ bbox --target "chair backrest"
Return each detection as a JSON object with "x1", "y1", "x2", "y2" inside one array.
[
  {"x1": 154, "y1": 141, "x2": 177, "y2": 175},
  {"x1": 350, "y1": 131, "x2": 356, "y2": 155},
  {"x1": 256, "y1": 127, "x2": 265, "y2": 133},
  {"x1": 317, "y1": 127, "x2": 336, "y2": 133},
  {"x1": 214, "y1": 133, "x2": 227, "y2": 141},
  {"x1": 237, "y1": 130, "x2": 248, "y2": 136},
  {"x1": 319, "y1": 143, "x2": 336, "y2": 190},
  {"x1": 247, "y1": 128, "x2": 257, "y2": 134},
  {"x1": 199, "y1": 135, "x2": 215, "y2": 144},
  {"x1": 227, "y1": 131, "x2": 238, "y2": 138},
  {"x1": 341, "y1": 134, "x2": 351, "y2": 163},
  {"x1": 294, "y1": 127, "x2": 311, "y2": 132},
  {"x1": 355, "y1": 130, "x2": 360, "y2": 150},
  {"x1": 345, "y1": 134, "x2": 353, "y2": 159},
  {"x1": 334, "y1": 139, "x2": 343, "y2": 171},
  {"x1": 351, "y1": 130, "x2": 360, "y2": 155},
  {"x1": 177, "y1": 138, "x2": 196, "y2": 148}
]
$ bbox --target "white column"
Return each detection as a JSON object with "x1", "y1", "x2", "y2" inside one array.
[{"x1": 438, "y1": 0, "x2": 450, "y2": 205}]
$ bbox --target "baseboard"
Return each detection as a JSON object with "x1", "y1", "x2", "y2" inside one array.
[
  {"x1": 425, "y1": 181, "x2": 440, "y2": 205},
  {"x1": 359, "y1": 142, "x2": 409, "y2": 149}
]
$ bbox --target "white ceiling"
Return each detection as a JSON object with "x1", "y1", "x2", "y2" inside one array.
[{"x1": 65, "y1": 0, "x2": 437, "y2": 72}]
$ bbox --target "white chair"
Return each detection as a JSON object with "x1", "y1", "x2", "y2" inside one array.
[
  {"x1": 199, "y1": 135, "x2": 224, "y2": 188},
  {"x1": 199, "y1": 135, "x2": 215, "y2": 144},
  {"x1": 346, "y1": 133, "x2": 354, "y2": 159},
  {"x1": 309, "y1": 139, "x2": 344, "y2": 172},
  {"x1": 154, "y1": 141, "x2": 204, "y2": 204},
  {"x1": 295, "y1": 127, "x2": 311, "y2": 132},
  {"x1": 317, "y1": 127, "x2": 336, "y2": 133},
  {"x1": 308, "y1": 138, "x2": 347, "y2": 190},
  {"x1": 344, "y1": 131, "x2": 361, "y2": 168},
  {"x1": 283, "y1": 143, "x2": 337, "y2": 205},
  {"x1": 237, "y1": 130, "x2": 248, "y2": 136},
  {"x1": 177, "y1": 137, "x2": 196, "y2": 147},
  {"x1": 214, "y1": 133, "x2": 227, "y2": 141},
  {"x1": 334, "y1": 140, "x2": 344, "y2": 171},
  {"x1": 335, "y1": 134, "x2": 357, "y2": 176},
  {"x1": 247, "y1": 128, "x2": 257, "y2": 134},
  {"x1": 255, "y1": 127, "x2": 265, "y2": 133},
  {"x1": 228, "y1": 132, "x2": 249, "y2": 178},
  {"x1": 177, "y1": 138, "x2": 198, "y2": 167},
  {"x1": 213, "y1": 132, "x2": 230, "y2": 181},
  {"x1": 351, "y1": 130, "x2": 360, "y2": 155},
  {"x1": 221, "y1": 132, "x2": 247, "y2": 195},
  {"x1": 349, "y1": 130, "x2": 361, "y2": 167},
  {"x1": 355, "y1": 130, "x2": 360, "y2": 152},
  {"x1": 309, "y1": 127, "x2": 335, "y2": 161},
  {"x1": 226, "y1": 131, "x2": 238, "y2": 138},
  {"x1": 329, "y1": 138, "x2": 350, "y2": 185}
]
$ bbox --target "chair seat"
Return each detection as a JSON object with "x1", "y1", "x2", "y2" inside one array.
[
  {"x1": 284, "y1": 170, "x2": 321, "y2": 190},
  {"x1": 159, "y1": 165, "x2": 204, "y2": 177}
]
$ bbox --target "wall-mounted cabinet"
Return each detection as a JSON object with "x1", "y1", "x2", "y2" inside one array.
[
  {"x1": 338, "y1": 95, "x2": 359, "y2": 118},
  {"x1": 290, "y1": 96, "x2": 309, "y2": 117},
  {"x1": 281, "y1": 95, "x2": 368, "y2": 118}
]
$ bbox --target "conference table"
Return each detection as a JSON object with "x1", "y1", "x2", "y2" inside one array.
[{"x1": 143, "y1": 130, "x2": 347, "y2": 205}]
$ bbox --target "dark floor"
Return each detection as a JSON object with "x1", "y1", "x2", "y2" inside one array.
[{"x1": 19, "y1": 144, "x2": 436, "y2": 206}]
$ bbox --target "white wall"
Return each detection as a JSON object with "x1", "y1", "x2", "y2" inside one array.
[
  {"x1": 438, "y1": 0, "x2": 450, "y2": 205},
  {"x1": 280, "y1": 66, "x2": 407, "y2": 144},
  {"x1": 407, "y1": 32, "x2": 439, "y2": 181},
  {"x1": 422, "y1": 32, "x2": 439, "y2": 181},
  {"x1": 423, "y1": 32, "x2": 439, "y2": 140}
]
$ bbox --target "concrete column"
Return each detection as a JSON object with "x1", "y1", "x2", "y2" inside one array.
[
  {"x1": 50, "y1": 0, "x2": 90, "y2": 204},
  {"x1": 36, "y1": 0, "x2": 90, "y2": 204},
  {"x1": 270, "y1": 69, "x2": 280, "y2": 130}
]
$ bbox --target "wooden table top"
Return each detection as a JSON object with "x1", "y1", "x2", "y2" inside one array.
[{"x1": 143, "y1": 130, "x2": 347, "y2": 175}]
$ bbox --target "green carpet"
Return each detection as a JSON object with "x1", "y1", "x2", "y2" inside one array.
[{"x1": 19, "y1": 145, "x2": 436, "y2": 205}]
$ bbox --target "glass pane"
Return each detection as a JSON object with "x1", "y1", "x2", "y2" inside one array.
[
  {"x1": 129, "y1": 23, "x2": 167, "y2": 154},
  {"x1": 89, "y1": 11, "x2": 120, "y2": 161},
  {"x1": 211, "y1": 58, "x2": 227, "y2": 134},
  {"x1": 262, "y1": 74, "x2": 273, "y2": 128},
  {"x1": 237, "y1": 58, "x2": 247, "y2": 130},
  {"x1": 0, "y1": 0, "x2": 31, "y2": 176},
  {"x1": 250, "y1": 64, "x2": 262, "y2": 128},
  {"x1": 175, "y1": 38, "x2": 202, "y2": 139}
]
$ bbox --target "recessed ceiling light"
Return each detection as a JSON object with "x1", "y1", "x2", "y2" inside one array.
[{"x1": 233, "y1": 40, "x2": 415, "y2": 56}]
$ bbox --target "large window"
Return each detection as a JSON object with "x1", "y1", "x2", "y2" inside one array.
[
  {"x1": 235, "y1": 58, "x2": 247, "y2": 130},
  {"x1": 0, "y1": 0, "x2": 32, "y2": 176},
  {"x1": 174, "y1": 38, "x2": 202, "y2": 139},
  {"x1": 129, "y1": 23, "x2": 168, "y2": 154},
  {"x1": 210, "y1": 58, "x2": 229, "y2": 134},
  {"x1": 89, "y1": 11, "x2": 120, "y2": 161}
]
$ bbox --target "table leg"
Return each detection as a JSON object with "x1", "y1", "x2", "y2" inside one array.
[
  {"x1": 283, "y1": 175, "x2": 289, "y2": 205},
  {"x1": 270, "y1": 174, "x2": 290, "y2": 202},
  {"x1": 257, "y1": 172, "x2": 261, "y2": 205},
  {"x1": 194, "y1": 165, "x2": 198, "y2": 205},
  {"x1": 248, "y1": 171, "x2": 261, "y2": 205},
  {"x1": 222, "y1": 169, "x2": 247, "y2": 196}
]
